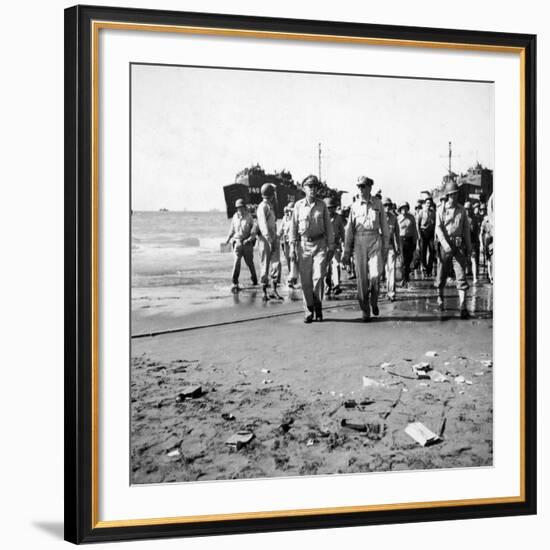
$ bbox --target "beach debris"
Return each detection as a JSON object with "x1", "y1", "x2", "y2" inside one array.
[
  {"x1": 344, "y1": 399, "x2": 357, "y2": 409},
  {"x1": 166, "y1": 449, "x2": 181, "y2": 458},
  {"x1": 412, "y1": 362, "x2": 432, "y2": 379},
  {"x1": 454, "y1": 375, "x2": 466, "y2": 385},
  {"x1": 474, "y1": 371, "x2": 484, "y2": 377},
  {"x1": 459, "y1": 390, "x2": 465, "y2": 394},
  {"x1": 261, "y1": 368, "x2": 271, "y2": 374},
  {"x1": 380, "y1": 362, "x2": 393, "y2": 369},
  {"x1": 405, "y1": 422, "x2": 441, "y2": 446},
  {"x1": 341, "y1": 419, "x2": 385, "y2": 440},
  {"x1": 330, "y1": 391, "x2": 336, "y2": 396},
  {"x1": 176, "y1": 385, "x2": 203, "y2": 401},
  {"x1": 225, "y1": 431, "x2": 255, "y2": 451},
  {"x1": 418, "y1": 382, "x2": 428, "y2": 387},
  {"x1": 429, "y1": 370, "x2": 448, "y2": 383},
  {"x1": 221, "y1": 413, "x2": 235, "y2": 421},
  {"x1": 425, "y1": 351, "x2": 438, "y2": 357},
  {"x1": 306, "y1": 438, "x2": 316, "y2": 447},
  {"x1": 262, "y1": 379, "x2": 273, "y2": 384},
  {"x1": 481, "y1": 360, "x2": 493, "y2": 368},
  {"x1": 318, "y1": 426, "x2": 331, "y2": 437},
  {"x1": 362, "y1": 377, "x2": 385, "y2": 388},
  {"x1": 340, "y1": 419, "x2": 366, "y2": 432},
  {"x1": 465, "y1": 380, "x2": 473, "y2": 385},
  {"x1": 359, "y1": 398, "x2": 375, "y2": 406}
]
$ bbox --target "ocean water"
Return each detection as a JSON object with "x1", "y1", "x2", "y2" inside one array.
[{"x1": 132, "y1": 211, "x2": 235, "y2": 288}]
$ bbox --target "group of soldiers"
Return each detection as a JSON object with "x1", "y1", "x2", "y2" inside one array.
[{"x1": 225, "y1": 175, "x2": 494, "y2": 324}]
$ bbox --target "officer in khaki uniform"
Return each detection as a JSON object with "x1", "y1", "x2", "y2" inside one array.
[
  {"x1": 342, "y1": 176, "x2": 389, "y2": 321},
  {"x1": 435, "y1": 180, "x2": 472, "y2": 317},
  {"x1": 256, "y1": 183, "x2": 282, "y2": 300},
  {"x1": 225, "y1": 198, "x2": 258, "y2": 292},
  {"x1": 289, "y1": 175, "x2": 335, "y2": 323}
]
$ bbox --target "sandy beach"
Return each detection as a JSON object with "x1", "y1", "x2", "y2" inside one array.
[{"x1": 130, "y1": 277, "x2": 493, "y2": 484}]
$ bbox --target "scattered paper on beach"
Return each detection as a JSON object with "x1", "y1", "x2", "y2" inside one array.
[
  {"x1": 425, "y1": 351, "x2": 438, "y2": 357},
  {"x1": 405, "y1": 422, "x2": 440, "y2": 446}
]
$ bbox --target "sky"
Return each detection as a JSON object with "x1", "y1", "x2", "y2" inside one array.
[{"x1": 131, "y1": 64, "x2": 494, "y2": 211}]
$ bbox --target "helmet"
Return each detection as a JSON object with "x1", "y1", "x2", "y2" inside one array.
[
  {"x1": 398, "y1": 201, "x2": 410, "y2": 212},
  {"x1": 357, "y1": 176, "x2": 374, "y2": 187},
  {"x1": 324, "y1": 197, "x2": 337, "y2": 208},
  {"x1": 383, "y1": 197, "x2": 392, "y2": 206},
  {"x1": 375, "y1": 189, "x2": 382, "y2": 198},
  {"x1": 261, "y1": 183, "x2": 276, "y2": 197},
  {"x1": 234, "y1": 198, "x2": 245, "y2": 208},
  {"x1": 445, "y1": 181, "x2": 459, "y2": 196},
  {"x1": 302, "y1": 175, "x2": 321, "y2": 187}
]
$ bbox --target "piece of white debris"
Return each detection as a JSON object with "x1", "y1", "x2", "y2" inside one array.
[
  {"x1": 481, "y1": 360, "x2": 493, "y2": 368},
  {"x1": 429, "y1": 370, "x2": 448, "y2": 383},
  {"x1": 465, "y1": 380, "x2": 473, "y2": 385},
  {"x1": 474, "y1": 372, "x2": 484, "y2": 377},
  {"x1": 262, "y1": 379, "x2": 273, "y2": 384},
  {"x1": 306, "y1": 438, "x2": 315, "y2": 447},
  {"x1": 260, "y1": 368, "x2": 271, "y2": 374},
  {"x1": 455, "y1": 375, "x2": 466, "y2": 384},
  {"x1": 380, "y1": 362, "x2": 393, "y2": 369},
  {"x1": 459, "y1": 390, "x2": 465, "y2": 394},
  {"x1": 167, "y1": 449, "x2": 181, "y2": 458},
  {"x1": 405, "y1": 422, "x2": 440, "y2": 446},
  {"x1": 362, "y1": 377, "x2": 384, "y2": 388},
  {"x1": 425, "y1": 351, "x2": 438, "y2": 357}
]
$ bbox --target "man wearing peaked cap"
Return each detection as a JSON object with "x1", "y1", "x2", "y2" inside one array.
[
  {"x1": 289, "y1": 175, "x2": 335, "y2": 323},
  {"x1": 225, "y1": 198, "x2": 258, "y2": 292},
  {"x1": 342, "y1": 176, "x2": 389, "y2": 321}
]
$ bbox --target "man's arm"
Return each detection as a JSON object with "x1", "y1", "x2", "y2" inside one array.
[
  {"x1": 343, "y1": 209, "x2": 355, "y2": 260},
  {"x1": 256, "y1": 203, "x2": 270, "y2": 241},
  {"x1": 379, "y1": 203, "x2": 390, "y2": 250},
  {"x1": 323, "y1": 203, "x2": 335, "y2": 250},
  {"x1": 463, "y1": 210, "x2": 472, "y2": 256},
  {"x1": 435, "y1": 208, "x2": 452, "y2": 253}
]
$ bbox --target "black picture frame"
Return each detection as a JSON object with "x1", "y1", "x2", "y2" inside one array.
[{"x1": 65, "y1": 4, "x2": 537, "y2": 544}]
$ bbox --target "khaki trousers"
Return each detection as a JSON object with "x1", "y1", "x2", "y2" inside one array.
[
  {"x1": 384, "y1": 247, "x2": 396, "y2": 299},
  {"x1": 354, "y1": 233, "x2": 383, "y2": 317},
  {"x1": 258, "y1": 236, "x2": 281, "y2": 285},
  {"x1": 297, "y1": 238, "x2": 328, "y2": 312}
]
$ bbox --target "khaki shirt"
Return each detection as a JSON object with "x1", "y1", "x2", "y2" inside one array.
[
  {"x1": 256, "y1": 200, "x2": 278, "y2": 240},
  {"x1": 289, "y1": 197, "x2": 335, "y2": 249},
  {"x1": 226, "y1": 212, "x2": 256, "y2": 242},
  {"x1": 344, "y1": 196, "x2": 389, "y2": 254},
  {"x1": 417, "y1": 208, "x2": 436, "y2": 233},
  {"x1": 435, "y1": 204, "x2": 472, "y2": 254}
]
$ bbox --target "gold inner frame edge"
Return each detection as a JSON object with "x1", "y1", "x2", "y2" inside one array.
[{"x1": 90, "y1": 19, "x2": 527, "y2": 529}]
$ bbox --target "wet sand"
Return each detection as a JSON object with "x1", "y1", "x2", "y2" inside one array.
[{"x1": 131, "y1": 277, "x2": 493, "y2": 484}]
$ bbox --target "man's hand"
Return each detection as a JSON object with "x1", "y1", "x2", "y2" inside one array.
[{"x1": 290, "y1": 243, "x2": 298, "y2": 263}]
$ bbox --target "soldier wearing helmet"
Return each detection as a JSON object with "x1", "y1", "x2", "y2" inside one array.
[
  {"x1": 279, "y1": 201, "x2": 298, "y2": 288},
  {"x1": 435, "y1": 180, "x2": 472, "y2": 317},
  {"x1": 225, "y1": 198, "x2": 258, "y2": 292},
  {"x1": 342, "y1": 176, "x2": 389, "y2": 321},
  {"x1": 397, "y1": 201, "x2": 420, "y2": 288},
  {"x1": 323, "y1": 196, "x2": 345, "y2": 296},
  {"x1": 256, "y1": 183, "x2": 282, "y2": 300},
  {"x1": 288, "y1": 175, "x2": 335, "y2": 323},
  {"x1": 383, "y1": 197, "x2": 400, "y2": 301}
]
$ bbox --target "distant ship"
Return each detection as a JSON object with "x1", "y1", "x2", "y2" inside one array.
[{"x1": 431, "y1": 143, "x2": 493, "y2": 204}]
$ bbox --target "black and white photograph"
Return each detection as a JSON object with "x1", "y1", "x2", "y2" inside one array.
[{"x1": 130, "y1": 63, "x2": 495, "y2": 485}]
